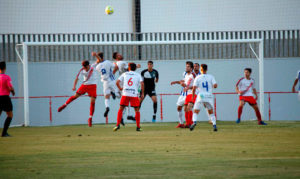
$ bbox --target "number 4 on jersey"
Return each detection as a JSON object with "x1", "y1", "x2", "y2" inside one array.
[{"x1": 202, "y1": 81, "x2": 208, "y2": 91}]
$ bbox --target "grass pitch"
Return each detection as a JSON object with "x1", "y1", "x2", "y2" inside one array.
[{"x1": 0, "y1": 121, "x2": 300, "y2": 179}]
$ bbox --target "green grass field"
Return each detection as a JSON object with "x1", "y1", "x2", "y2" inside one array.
[{"x1": 0, "y1": 121, "x2": 300, "y2": 179}]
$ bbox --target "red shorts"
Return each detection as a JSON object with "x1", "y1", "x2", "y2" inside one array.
[
  {"x1": 76, "y1": 84, "x2": 97, "y2": 98},
  {"x1": 120, "y1": 96, "x2": 140, "y2": 107},
  {"x1": 239, "y1": 96, "x2": 257, "y2": 105},
  {"x1": 184, "y1": 94, "x2": 196, "y2": 105}
]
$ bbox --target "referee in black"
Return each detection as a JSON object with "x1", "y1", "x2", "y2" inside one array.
[
  {"x1": 140, "y1": 61, "x2": 159, "y2": 122},
  {"x1": 0, "y1": 61, "x2": 15, "y2": 137}
]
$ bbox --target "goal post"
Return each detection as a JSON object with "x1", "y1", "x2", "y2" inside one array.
[{"x1": 15, "y1": 39, "x2": 264, "y2": 126}]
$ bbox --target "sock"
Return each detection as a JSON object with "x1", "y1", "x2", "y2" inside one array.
[
  {"x1": 116, "y1": 109, "x2": 123, "y2": 126},
  {"x1": 188, "y1": 111, "x2": 193, "y2": 125},
  {"x1": 105, "y1": 99, "x2": 109, "y2": 108},
  {"x1": 178, "y1": 111, "x2": 183, "y2": 124},
  {"x1": 89, "y1": 101, "x2": 95, "y2": 118},
  {"x1": 135, "y1": 111, "x2": 141, "y2": 128},
  {"x1": 192, "y1": 113, "x2": 198, "y2": 123},
  {"x1": 66, "y1": 96, "x2": 76, "y2": 105},
  {"x1": 185, "y1": 112, "x2": 189, "y2": 125},
  {"x1": 238, "y1": 106, "x2": 243, "y2": 119},
  {"x1": 210, "y1": 114, "x2": 216, "y2": 125},
  {"x1": 255, "y1": 109, "x2": 262, "y2": 122},
  {"x1": 2, "y1": 117, "x2": 12, "y2": 136},
  {"x1": 153, "y1": 102, "x2": 157, "y2": 114}
]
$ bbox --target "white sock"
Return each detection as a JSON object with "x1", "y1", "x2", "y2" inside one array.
[
  {"x1": 178, "y1": 111, "x2": 183, "y2": 124},
  {"x1": 193, "y1": 113, "x2": 198, "y2": 123},
  {"x1": 210, "y1": 114, "x2": 216, "y2": 125},
  {"x1": 105, "y1": 99, "x2": 109, "y2": 108}
]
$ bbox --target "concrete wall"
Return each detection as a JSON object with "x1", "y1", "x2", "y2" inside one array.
[
  {"x1": 0, "y1": 0, "x2": 134, "y2": 34},
  {"x1": 1, "y1": 58, "x2": 299, "y2": 127},
  {"x1": 141, "y1": 0, "x2": 300, "y2": 32}
]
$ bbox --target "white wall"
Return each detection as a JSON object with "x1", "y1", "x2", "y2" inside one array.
[
  {"x1": 1, "y1": 58, "x2": 300, "y2": 127},
  {"x1": 0, "y1": 0, "x2": 133, "y2": 34},
  {"x1": 141, "y1": 0, "x2": 300, "y2": 32}
]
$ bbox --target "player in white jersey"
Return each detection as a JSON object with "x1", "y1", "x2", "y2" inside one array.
[
  {"x1": 114, "y1": 63, "x2": 144, "y2": 131},
  {"x1": 58, "y1": 60, "x2": 98, "y2": 127},
  {"x1": 171, "y1": 71, "x2": 188, "y2": 128},
  {"x1": 292, "y1": 70, "x2": 300, "y2": 100},
  {"x1": 92, "y1": 52, "x2": 122, "y2": 123},
  {"x1": 190, "y1": 64, "x2": 218, "y2": 131},
  {"x1": 236, "y1": 68, "x2": 267, "y2": 125}
]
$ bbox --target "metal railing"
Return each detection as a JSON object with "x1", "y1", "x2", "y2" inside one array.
[{"x1": 1, "y1": 30, "x2": 299, "y2": 62}]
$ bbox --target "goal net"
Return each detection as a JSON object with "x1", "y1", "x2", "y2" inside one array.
[{"x1": 14, "y1": 39, "x2": 264, "y2": 126}]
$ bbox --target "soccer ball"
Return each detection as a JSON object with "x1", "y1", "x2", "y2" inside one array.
[{"x1": 105, "y1": 5, "x2": 114, "y2": 15}]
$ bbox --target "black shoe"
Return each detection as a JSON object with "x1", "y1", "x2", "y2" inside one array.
[
  {"x1": 111, "y1": 92, "x2": 116, "y2": 100},
  {"x1": 104, "y1": 107, "x2": 110, "y2": 117},
  {"x1": 136, "y1": 127, "x2": 142, "y2": 131},
  {"x1": 1, "y1": 133, "x2": 11, "y2": 137},
  {"x1": 190, "y1": 123, "x2": 197, "y2": 131},
  {"x1": 113, "y1": 125, "x2": 120, "y2": 131},
  {"x1": 152, "y1": 115, "x2": 156, "y2": 123},
  {"x1": 121, "y1": 118, "x2": 125, "y2": 126},
  {"x1": 213, "y1": 125, "x2": 218, "y2": 132},
  {"x1": 127, "y1": 116, "x2": 135, "y2": 121}
]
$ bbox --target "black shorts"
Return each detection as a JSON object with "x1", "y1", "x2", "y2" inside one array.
[
  {"x1": 144, "y1": 89, "x2": 156, "y2": 97},
  {"x1": 0, "y1": 96, "x2": 13, "y2": 112}
]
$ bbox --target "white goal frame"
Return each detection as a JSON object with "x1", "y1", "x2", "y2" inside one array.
[{"x1": 15, "y1": 39, "x2": 264, "y2": 126}]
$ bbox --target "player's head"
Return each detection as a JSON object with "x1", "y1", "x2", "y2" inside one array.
[
  {"x1": 147, "y1": 61, "x2": 153, "y2": 70},
  {"x1": 97, "y1": 52, "x2": 104, "y2": 61},
  {"x1": 81, "y1": 60, "x2": 90, "y2": 70},
  {"x1": 128, "y1": 63, "x2": 137, "y2": 71},
  {"x1": 200, "y1": 64, "x2": 208, "y2": 74},
  {"x1": 113, "y1": 52, "x2": 118, "y2": 60},
  {"x1": 186, "y1": 61, "x2": 194, "y2": 73},
  {"x1": 244, "y1": 68, "x2": 252, "y2": 78},
  {"x1": 194, "y1": 63, "x2": 200, "y2": 72},
  {"x1": 0, "y1": 61, "x2": 6, "y2": 71}
]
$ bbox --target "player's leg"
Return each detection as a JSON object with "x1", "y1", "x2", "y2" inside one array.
[
  {"x1": 176, "y1": 105, "x2": 185, "y2": 128},
  {"x1": 88, "y1": 97, "x2": 96, "y2": 127},
  {"x1": 114, "y1": 105, "x2": 125, "y2": 131},
  {"x1": 187, "y1": 102, "x2": 194, "y2": 127},
  {"x1": 236, "y1": 99, "x2": 245, "y2": 123},
  {"x1": 250, "y1": 104, "x2": 267, "y2": 125},
  {"x1": 189, "y1": 102, "x2": 200, "y2": 131},
  {"x1": 130, "y1": 97, "x2": 141, "y2": 131},
  {"x1": 103, "y1": 82, "x2": 111, "y2": 118},
  {"x1": 205, "y1": 102, "x2": 217, "y2": 131},
  {"x1": 2, "y1": 97, "x2": 13, "y2": 137},
  {"x1": 58, "y1": 92, "x2": 81, "y2": 112},
  {"x1": 150, "y1": 94, "x2": 157, "y2": 122},
  {"x1": 183, "y1": 104, "x2": 189, "y2": 127}
]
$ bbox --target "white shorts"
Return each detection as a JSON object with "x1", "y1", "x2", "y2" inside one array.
[
  {"x1": 194, "y1": 95, "x2": 214, "y2": 111},
  {"x1": 103, "y1": 80, "x2": 119, "y2": 96},
  {"x1": 176, "y1": 95, "x2": 186, "y2": 106}
]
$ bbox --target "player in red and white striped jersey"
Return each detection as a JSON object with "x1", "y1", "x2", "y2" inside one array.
[
  {"x1": 114, "y1": 63, "x2": 144, "y2": 131},
  {"x1": 58, "y1": 60, "x2": 98, "y2": 127},
  {"x1": 236, "y1": 68, "x2": 267, "y2": 125}
]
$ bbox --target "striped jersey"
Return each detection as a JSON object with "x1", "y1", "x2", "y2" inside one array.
[{"x1": 236, "y1": 77, "x2": 255, "y2": 96}]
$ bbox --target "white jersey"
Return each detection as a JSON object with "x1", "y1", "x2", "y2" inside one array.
[
  {"x1": 96, "y1": 60, "x2": 116, "y2": 82},
  {"x1": 236, "y1": 77, "x2": 255, "y2": 97},
  {"x1": 115, "y1": 61, "x2": 128, "y2": 75},
  {"x1": 184, "y1": 72, "x2": 196, "y2": 95},
  {"x1": 193, "y1": 74, "x2": 217, "y2": 99},
  {"x1": 118, "y1": 71, "x2": 143, "y2": 97},
  {"x1": 76, "y1": 67, "x2": 98, "y2": 85}
]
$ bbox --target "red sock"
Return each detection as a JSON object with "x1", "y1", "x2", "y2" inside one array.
[
  {"x1": 90, "y1": 101, "x2": 95, "y2": 117},
  {"x1": 188, "y1": 111, "x2": 193, "y2": 125},
  {"x1": 255, "y1": 109, "x2": 262, "y2": 122},
  {"x1": 135, "y1": 111, "x2": 140, "y2": 128},
  {"x1": 238, "y1": 106, "x2": 243, "y2": 119},
  {"x1": 185, "y1": 112, "x2": 189, "y2": 125},
  {"x1": 66, "y1": 96, "x2": 76, "y2": 105},
  {"x1": 116, "y1": 109, "x2": 123, "y2": 126}
]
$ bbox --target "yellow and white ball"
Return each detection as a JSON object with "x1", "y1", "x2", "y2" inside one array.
[{"x1": 105, "y1": 5, "x2": 114, "y2": 15}]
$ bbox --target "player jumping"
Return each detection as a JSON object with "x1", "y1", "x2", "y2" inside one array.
[
  {"x1": 58, "y1": 60, "x2": 98, "y2": 127},
  {"x1": 190, "y1": 64, "x2": 218, "y2": 131},
  {"x1": 114, "y1": 63, "x2": 144, "y2": 131},
  {"x1": 236, "y1": 68, "x2": 267, "y2": 125}
]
